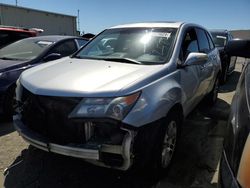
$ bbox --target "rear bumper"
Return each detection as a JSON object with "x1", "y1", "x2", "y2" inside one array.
[
  {"x1": 13, "y1": 114, "x2": 135, "y2": 170},
  {"x1": 220, "y1": 150, "x2": 240, "y2": 188}
]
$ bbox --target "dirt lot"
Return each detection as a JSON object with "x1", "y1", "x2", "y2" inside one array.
[{"x1": 0, "y1": 61, "x2": 243, "y2": 188}]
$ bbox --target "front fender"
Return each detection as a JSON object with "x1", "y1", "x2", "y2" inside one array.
[{"x1": 123, "y1": 72, "x2": 182, "y2": 127}]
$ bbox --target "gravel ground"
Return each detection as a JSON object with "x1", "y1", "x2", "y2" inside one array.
[{"x1": 0, "y1": 61, "x2": 243, "y2": 188}]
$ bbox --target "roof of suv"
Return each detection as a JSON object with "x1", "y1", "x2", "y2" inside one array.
[{"x1": 110, "y1": 22, "x2": 184, "y2": 29}]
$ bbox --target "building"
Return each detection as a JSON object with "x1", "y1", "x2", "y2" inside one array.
[{"x1": 0, "y1": 3, "x2": 78, "y2": 36}]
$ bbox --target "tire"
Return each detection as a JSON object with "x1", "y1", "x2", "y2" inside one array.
[
  {"x1": 206, "y1": 76, "x2": 219, "y2": 105},
  {"x1": 152, "y1": 112, "x2": 181, "y2": 172},
  {"x1": 220, "y1": 64, "x2": 228, "y2": 85},
  {"x1": 132, "y1": 110, "x2": 181, "y2": 175},
  {"x1": 3, "y1": 86, "x2": 16, "y2": 119}
]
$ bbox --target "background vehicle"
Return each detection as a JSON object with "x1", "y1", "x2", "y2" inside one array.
[
  {"x1": 210, "y1": 30, "x2": 237, "y2": 84},
  {"x1": 0, "y1": 35, "x2": 88, "y2": 117},
  {"x1": 220, "y1": 39, "x2": 250, "y2": 188},
  {"x1": 0, "y1": 25, "x2": 42, "y2": 49},
  {"x1": 14, "y1": 22, "x2": 221, "y2": 171},
  {"x1": 82, "y1": 33, "x2": 95, "y2": 40}
]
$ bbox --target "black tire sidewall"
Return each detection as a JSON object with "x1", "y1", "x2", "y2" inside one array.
[
  {"x1": 152, "y1": 112, "x2": 181, "y2": 173},
  {"x1": 3, "y1": 86, "x2": 15, "y2": 117}
]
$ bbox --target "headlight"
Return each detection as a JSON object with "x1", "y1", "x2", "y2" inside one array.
[{"x1": 69, "y1": 92, "x2": 140, "y2": 120}]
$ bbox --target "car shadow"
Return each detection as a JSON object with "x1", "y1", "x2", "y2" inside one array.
[
  {"x1": 219, "y1": 71, "x2": 241, "y2": 93},
  {"x1": 3, "y1": 146, "x2": 159, "y2": 188},
  {"x1": 0, "y1": 116, "x2": 15, "y2": 137},
  {"x1": 157, "y1": 99, "x2": 228, "y2": 188},
  {"x1": 3, "y1": 98, "x2": 229, "y2": 188}
]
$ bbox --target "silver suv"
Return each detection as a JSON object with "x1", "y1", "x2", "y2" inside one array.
[{"x1": 14, "y1": 22, "x2": 221, "y2": 171}]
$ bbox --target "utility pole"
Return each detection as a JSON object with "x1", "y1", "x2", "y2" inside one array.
[
  {"x1": 15, "y1": 0, "x2": 18, "y2": 6},
  {"x1": 77, "y1": 9, "x2": 80, "y2": 32}
]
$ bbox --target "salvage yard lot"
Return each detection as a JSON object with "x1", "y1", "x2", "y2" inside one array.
[{"x1": 0, "y1": 60, "x2": 243, "y2": 188}]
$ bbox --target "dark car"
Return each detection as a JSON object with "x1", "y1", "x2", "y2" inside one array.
[
  {"x1": 220, "y1": 39, "x2": 250, "y2": 188},
  {"x1": 0, "y1": 35, "x2": 88, "y2": 117},
  {"x1": 210, "y1": 30, "x2": 237, "y2": 84},
  {"x1": 0, "y1": 25, "x2": 42, "y2": 49}
]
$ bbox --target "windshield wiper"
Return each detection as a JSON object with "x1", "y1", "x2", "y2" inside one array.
[
  {"x1": 0, "y1": 57, "x2": 21, "y2": 60},
  {"x1": 102, "y1": 57, "x2": 142, "y2": 65}
]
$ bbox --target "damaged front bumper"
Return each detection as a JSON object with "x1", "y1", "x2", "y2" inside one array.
[{"x1": 13, "y1": 114, "x2": 136, "y2": 171}]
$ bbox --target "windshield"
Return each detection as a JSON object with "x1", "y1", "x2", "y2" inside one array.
[
  {"x1": 75, "y1": 27, "x2": 177, "y2": 64},
  {"x1": 0, "y1": 38, "x2": 53, "y2": 60},
  {"x1": 211, "y1": 33, "x2": 227, "y2": 47}
]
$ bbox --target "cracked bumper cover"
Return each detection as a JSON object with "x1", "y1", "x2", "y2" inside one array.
[{"x1": 13, "y1": 114, "x2": 135, "y2": 171}]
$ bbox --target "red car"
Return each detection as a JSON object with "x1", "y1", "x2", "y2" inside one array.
[{"x1": 0, "y1": 25, "x2": 42, "y2": 48}]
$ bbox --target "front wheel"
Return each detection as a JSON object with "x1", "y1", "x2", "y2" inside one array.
[
  {"x1": 160, "y1": 120, "x2": 178, "y2": 168},
  {"x1": 132, "y1": 111, "x2": 181, "y2": 174},
  {"x1": 152, "y1": 112, "x2": 181, "y2": 172}
]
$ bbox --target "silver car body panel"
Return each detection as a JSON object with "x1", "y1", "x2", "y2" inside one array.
[
  {"x1": 19, "y1": 22, "x2": 220, "y2": 127},
  {"x1": 14, "y1": 22, "x2": 221, "y2": 170}
]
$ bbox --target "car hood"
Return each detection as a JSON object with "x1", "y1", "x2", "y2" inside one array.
[
  {"x1": 0, "y1": 59, "x2": 28, "y2": 72},
  {"x1": 20, "y1": 57, "x2": 163, "y2": 97}
]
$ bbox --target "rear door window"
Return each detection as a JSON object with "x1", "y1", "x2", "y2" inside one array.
[
  {"x1": 50, "y1": 40, "x2": 77, "y2": 57},
  {"x1": 76, "y1": 39, "x2": 88, "y2": 48}
]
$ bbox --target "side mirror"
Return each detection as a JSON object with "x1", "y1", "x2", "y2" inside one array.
[
  {"x1": 183, "y1": 52, "x2": 208, "y2": 66},
  {"x1": 225, "y1": 39, "x2": 250, "y2": 58},
  {"x1": 43, "y1": 53, "x2": 62, "y2": 62}
]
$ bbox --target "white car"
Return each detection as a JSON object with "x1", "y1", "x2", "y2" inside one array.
[{"x1": 14, "y1": 22, "x2": 221, "y2": 171}]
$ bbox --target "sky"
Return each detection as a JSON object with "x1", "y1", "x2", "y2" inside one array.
[{"x1": 1, "y1": 0, "x2": 250, "y2": 34}]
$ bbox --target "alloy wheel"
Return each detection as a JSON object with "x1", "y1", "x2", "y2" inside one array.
[{"x1": 161, "y1": 120, "x2": 177, "y2": 168}]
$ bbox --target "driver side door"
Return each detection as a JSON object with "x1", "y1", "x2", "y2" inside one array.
[{"x1": 179, "y1": 27, "x2": 204, "y2": 115}]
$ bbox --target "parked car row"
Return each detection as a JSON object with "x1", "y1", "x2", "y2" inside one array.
[
  {"x1": 12, "y1": 22, "x2": 221, "y2": 171},
  {"x1": 0, "y1": 25, "x2": 43, "y2": 49},
  {"x1": 1, "y1": 21, "x2": 248, "y2": 187}
]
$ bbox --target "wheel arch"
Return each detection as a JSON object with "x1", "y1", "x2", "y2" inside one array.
[{"x1": 166, "y1": 103, "x2": 184, "y2": 124}]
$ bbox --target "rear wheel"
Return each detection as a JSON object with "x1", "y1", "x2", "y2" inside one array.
[
  {"x1": 220, "y1": 64, "x2": 228, "y2": 85},
  {"x1": 206, "y1": 76, "x2": 219, "y2": 105}
]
